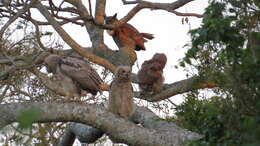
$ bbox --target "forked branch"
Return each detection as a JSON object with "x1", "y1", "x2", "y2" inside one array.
[{"x1": 35, "y1": 1, "x2": 117, "y2": 72}]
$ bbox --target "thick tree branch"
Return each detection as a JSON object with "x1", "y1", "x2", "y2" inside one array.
[
  {"x1": 58, "y1": 124, "x2": 76, "y2": 146},
  {"x1": 35, "y1": 1, "x2": 117, "y2": 72},
  {"x1": 60, "y1": 106, "x2": 202, "y2": 145},
  {"x1": 61, "y1": 123, "x2": 104, "y2": 145},
  {"x1": 132, "y1": 106, "x2": 202, "y2": 140},
  {"x1": 0, "y1": 51, "x2": 217, "y2": 101},
  {"x1": 94, "y1": 0, "x2": 106, "y2": 43},
  {"x1": 0, "y1": 102, "x2": 200, "y2": 146},
  {"x1": 135, "y1": 76, "x2": 218, "y2": 102}
]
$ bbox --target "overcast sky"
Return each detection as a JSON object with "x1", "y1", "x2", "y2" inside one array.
[
  {"x1": 57, "y1": 0, "x2": 209, "y2": 107},
  {"x1": 0, "y1": 1, "x2": 209, "y2": 145}
]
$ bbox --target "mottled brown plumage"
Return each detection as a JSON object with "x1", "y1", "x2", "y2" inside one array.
[
  {"x1": 44, "y1": 55, "x2": 103, "y2": 99},
  {"x1": 105, "y1": 13, "x2": 154, "y2": 51},
  {"x1": 108, "y1": 66, "x2": 134, "y2": 119},
  {"x1": 137, "y1": 53, "x2": 167, "y2": 93}
]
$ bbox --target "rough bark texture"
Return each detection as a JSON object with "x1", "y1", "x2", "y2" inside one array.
[
  {"x1": 0, "y1": 102, "x2": 201, "y2": 146},
  {"x1": 0, "y1": 0, "x2": 209, "y2": 145},
  {"x1": 59, "y1": 106, "x2": 202, "y2": 145},
  {"x1": 58, "y1": 123, "x2": 103, "y2": 145}
]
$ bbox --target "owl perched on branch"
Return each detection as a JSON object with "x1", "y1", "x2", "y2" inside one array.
[
  {"x1": 44, "y1": 54, "x2": 103, "y2": 99},
  {"x1": 137, "y1": 53, "x2": 167, "y2": 93},
  {"x1": 105, "y1": 13, "x2": 154, "y2": 51},
  {"x1": 108, "y1": 66, "x2": 134, "y2": 119}
]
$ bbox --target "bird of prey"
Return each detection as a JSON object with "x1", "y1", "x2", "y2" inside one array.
[
  {"x1": 105, "y1": 13, "x2": 154, "y2": 51},
  {"x1": 44, "y1": 54, "x2": 103, "y2": 100},
  {"x1": 137, "y1": 53, "x2": 167, "y2": 93},
  {"x1": 108, "y1": 66, "x2": 134, "y2": 119}
]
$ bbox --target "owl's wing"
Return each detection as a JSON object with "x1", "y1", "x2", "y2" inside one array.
[
  {"x1": 60, "y1": 56, "x2": 103, "y2": 95},
  {"x1": 121, "y1": 24, "x2": 146, "y2": 50}
]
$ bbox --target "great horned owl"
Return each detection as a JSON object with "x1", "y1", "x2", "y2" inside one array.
[
  {"x1": 137, "y1": 53, "x2": 167, "y2": 93},
  {"x1": 44, "y1": 54, "x2": 103, "y2": 99},
  {"x1": 105, "y1": 13, "x2": 154, "y2": 51},
  {"x1": 108, "y1": 66, "x2": 134, "y2": 119}
]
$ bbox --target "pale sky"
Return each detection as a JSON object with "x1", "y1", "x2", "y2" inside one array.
[
  {"x1": 9, "y1": 0, "x2": 209, "y2": 104},
  {"x1": 58, "y1": 0, "x2": 208, "y2": 106},
  {"x1": 0, "y1": 0, "x2": 209, "y2": 145}
]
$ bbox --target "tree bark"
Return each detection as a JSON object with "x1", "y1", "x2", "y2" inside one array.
[
  {"x1": 0, "y1": 102, "x2": 201, "y2": 146},
  {"x1": 59, "y1": 106, "x2": 202, "y2": 145}
]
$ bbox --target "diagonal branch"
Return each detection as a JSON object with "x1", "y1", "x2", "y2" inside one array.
[
  {"x1": 0, "y1": 0, "x2": 36, "y2": 38},
  {"x1": 0, "y1": 102, "x2": 201, "y2": 146},
  {"x1": 120, "y1": 0, "x2": 198, "y2": 23},
  {"x1": 35, "y1": 1, "x2": 117, "y2": 72}
]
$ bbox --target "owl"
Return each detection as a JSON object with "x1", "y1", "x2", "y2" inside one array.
[
  {"x1": 105, "y1": 13, "x2": 154, "y2": 51},
  {"x1": 44, "y1": 54, "x2": 103, "y2": 99},
  {"x1": 137, "y1": 53, "x2": 167, "y2": 93},
  {"x1": 108, "y1": 66, "x2": 134, "y2": 119}
]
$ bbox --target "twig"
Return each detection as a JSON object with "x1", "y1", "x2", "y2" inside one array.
[
  {"x1": 35, "y1": 1, "x2": 117, "y2": 72},
  {"x1": 120, "y1": 0, "x2": 198, "y2": 23},
  {"x1": 88, "y1": 0, "x2": 93, "y2": 17},
  {"x1": 122, "y1": 0, "x2": 143, "y2": 5},
  {"x1": 167, "y1": 10, "x2": 203, "y2": 18},
  {"x1": 0, "y1": 0, "x2": 36, "y2": 38}
]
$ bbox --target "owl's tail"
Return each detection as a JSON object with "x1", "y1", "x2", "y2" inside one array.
[{"x1": 141, "y1": 33, "x2": 154, "y2": 40}]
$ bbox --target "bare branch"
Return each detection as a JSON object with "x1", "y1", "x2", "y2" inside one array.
[
  {"x1": 0, "y1": 102, "x2": 201, "y2": 145},
  {"x1": 61, "y1": 105, "x2": 202, "y2": 144},
  {"x1": 120, "y1": 0, "x2": 197, "y2": 23},
  {"x1": 35, "y1": 1, "x2": 117, "y2": 72},
  {"x1": 60, "y1": 123, "x2": 104, "y2": 145},
  {"x1": 0, "y1": 0, "x2": 36, "y2": 38},
  {"x1": 122, "y1": 0, "x2": 142, "y2": 5},
  {"x1": 169, "y1": 10, "x2": 203, "y2": 18},
  {"x1": 0, "y1": 102, "x2": 201, "y2": 146},
  {"x1": 30, "y1": 19, "x2": 48, "y2": 51},
  {"x1": 58, "y1": 125, "x2": 76, "y2": 146},
  {"x1": 88, "y1": 0, "x2": 93, "y2": 17},
  {"x1": 135, "y1": 76, "x2": 218, "y2": 102}
]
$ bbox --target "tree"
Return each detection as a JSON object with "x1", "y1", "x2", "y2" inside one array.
[
  {"x1": 175, "y1": 0, "x2": 260, "y2": 145},
  {"x1": 0, "y1": 0, "x2": 215, "y2": 145}
]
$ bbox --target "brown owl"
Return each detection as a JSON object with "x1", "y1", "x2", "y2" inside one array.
[
  {"x1": 108, "y1": 66, "x2": 134, "y2": 119},
  {"x1": 44, "y1": 54, "x2": 103, "y2": 99},
  {"x1": 105, "y1": 13, "x2": 154, "y2": 51},
  {"x1": 137, "y1": 53, "x2": 167, "y2": 93}
]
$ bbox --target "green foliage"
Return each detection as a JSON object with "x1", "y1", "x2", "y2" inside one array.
[
  {"x1": 182, "y1": 0, "x2": 260, "y2": 112},
  {"x1": 175, "y1": 94, "x2": 260, "y2": 146},
  {"x1": 17, "y1": 107, "x2": 42, "y2": 129},
  {"x1": 177, "y1": 0, "x2": 260, "y2": 145}
]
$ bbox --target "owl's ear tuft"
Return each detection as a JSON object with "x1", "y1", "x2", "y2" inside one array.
[{"x1": 112, "y1": 13, "x2": 117, "y2": 19}]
